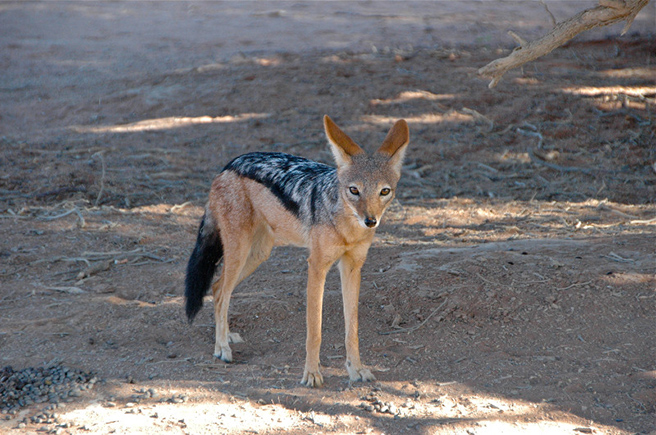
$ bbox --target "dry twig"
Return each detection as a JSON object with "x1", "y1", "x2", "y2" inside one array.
[
  {"x1": 32, "y1": 248, "x2": 171, "y2": 268},
  {"x1": 379, "y1": 299, "x2": 448, "y2": 335},
  {"x1": 630, "y1": 216, "x2": 656, "y2": 224},
  {"x1": 40, "y1": 285, "x2": 86, "y2": 294},
  {"x1": 527, "y1": 147, "x2": 594, "y2": 175},
  {"x1": 93, "y1": 151, "x2": 107, "y2": 207},
  {"x1": 540, "y1": 0, "x2": 558, "y2": 27}
]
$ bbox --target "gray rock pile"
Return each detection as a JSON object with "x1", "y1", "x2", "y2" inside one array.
[{"x1": 0, "y1": 365, "x2": 97, "y2": 413}]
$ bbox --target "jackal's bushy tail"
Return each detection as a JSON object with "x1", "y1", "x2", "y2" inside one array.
[{"x1": 185, "y1": 214, "x2": 223, "y2": 322}]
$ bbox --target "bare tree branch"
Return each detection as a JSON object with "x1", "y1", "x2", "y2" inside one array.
[{"x1": 478, "y1": 0, "x2": 651, "y2": 88}]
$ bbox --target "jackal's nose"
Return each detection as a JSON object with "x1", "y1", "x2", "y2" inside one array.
[{"x1": 364, "y1": 217, "x2": 378, "y2": 228}]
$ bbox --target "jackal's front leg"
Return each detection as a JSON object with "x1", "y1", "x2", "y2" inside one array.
[
  {"x1": 339, "y1": 254, "x2": 375, "y2": 383},
  {"x1": 302, "y1": 256, "x2": 330, "y2": 388}
]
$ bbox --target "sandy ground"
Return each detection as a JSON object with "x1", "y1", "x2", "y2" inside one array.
[{"x1": 1, "y1": 1, "x2": 656, "y2": 434}]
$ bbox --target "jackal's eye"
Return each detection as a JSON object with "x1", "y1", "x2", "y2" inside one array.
[
  {"x1": 348, "y1": 186, "x2": 360, "y2": 196},
  {"x1": 380, "y1": 187, "x2": 391, "y2": 196}
]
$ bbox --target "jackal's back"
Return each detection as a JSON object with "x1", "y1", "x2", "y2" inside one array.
[{"x1": 223, "y1": 152, "x2": 340, "y2": 225}]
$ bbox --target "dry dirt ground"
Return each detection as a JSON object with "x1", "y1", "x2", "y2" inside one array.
[{"x1": 1, "y1": 1, "x2": 656, "y2": 434}]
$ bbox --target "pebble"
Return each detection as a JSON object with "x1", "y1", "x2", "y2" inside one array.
[
  {"x1": 167, "y1": 394, "x2": 189, "y2": 404},
  {"x1": 0, "y1": 365, "x2": 97, "y2": 413},
  {"x1": 359, "y1": 391, "x2": 400, "y2": 416},
  {"x1": 132, "y1": 387, "x2": 160, "y2": 401}
]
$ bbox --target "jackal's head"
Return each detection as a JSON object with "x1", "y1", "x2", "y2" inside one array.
[{"x1": 324, "y1": 115, "x2": 409, "y2": 229}]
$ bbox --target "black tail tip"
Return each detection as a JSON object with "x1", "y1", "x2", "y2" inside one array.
[
  {"x1": 184, "y1": 272, "x2": 205, "y2": 324},
  {"x1": 185, "y1": 301, "x2": 202, "y2": 324}
]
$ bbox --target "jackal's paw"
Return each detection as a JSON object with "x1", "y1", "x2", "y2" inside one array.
[
  {"x1": 213, "y1": 345, "x2": 233, "y2": 363},
  {"x1": 346, "y1": 364, "x2": 376, "y2": 383},
  {"x1": 301, "y1": 369, "x2": 324, "y2": 388}
]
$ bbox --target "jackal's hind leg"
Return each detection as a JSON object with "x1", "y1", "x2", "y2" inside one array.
[
  {"x1": 213, "y1": 227, "x2": 273, "y2": 362},
  {"x1": 237, "y1": 226, "x2": 274, "y2": 284},
  {"x1": 212, "y1": 243, "x2": 250, "y2": 362},
  {"x1": 212, "y1": 273, "x2": 234, "y2": 363}
]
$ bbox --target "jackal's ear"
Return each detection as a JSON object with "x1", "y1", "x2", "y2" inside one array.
[
  {"x1": 324, "y1": 115, "x2": 364, "y2": 167},
  {"x1": 377, "y1": 119, "x2": 410, "y2": 173}
]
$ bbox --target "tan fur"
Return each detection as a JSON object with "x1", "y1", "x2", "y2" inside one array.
[{"x1": 205, "y1": 116, "x2": 409, "y2": 387}]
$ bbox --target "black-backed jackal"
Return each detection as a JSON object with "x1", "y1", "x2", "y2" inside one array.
[{"x1": 185, "y1": 116, "x2": 409, "y2": 387}]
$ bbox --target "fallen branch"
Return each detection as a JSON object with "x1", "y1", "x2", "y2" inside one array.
[
  {"x1": 41, "y1": 285, "x2": 86, "y2": 294},
  {"x1": 461, "y1": 107, "x2": 494, "y2": 132},
  {"x1": 605, "y1": 252, "x2": 635, "y2": 262},
  {"x1": 528, "y1": 147, "x2": 594, "y2": 175},
  {"x1": 479, "y1": 0, "x2": 651, "y2": 88},
  {"x1": 32, "y1": 248, "x2": 171, "y2": 267},
  {"x1": 39, "y1": 208, "x2": 78, "y2": 221},
  {"x1": 38, "y1": 206, "x2": 86, "y2": 227}
]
